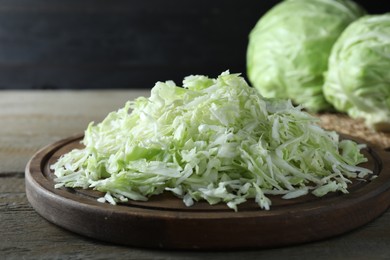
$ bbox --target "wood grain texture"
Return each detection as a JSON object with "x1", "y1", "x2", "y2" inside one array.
[
  {"x1": 2, "y1": 90, "x2": 390, "y2": 259},
  {"x1": 2, "y1": 173, "x2": 390, "y2": 259},
  {"x1": 0, "y1": 90, "x2": 148, "y2": 173},
  {"x1": 25, "y1": 134, "x2": 390, "y2": 250}
]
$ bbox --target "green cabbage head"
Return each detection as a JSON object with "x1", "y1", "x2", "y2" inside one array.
[
  {"x1": 247, "y1": 0, "x2": 365, "y2": 112},
  {"x1": 324, "y1": 14, "x2": 390, "y2": 131}
]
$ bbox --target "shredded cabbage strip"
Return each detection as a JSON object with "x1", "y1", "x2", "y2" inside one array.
[{"x1": 51, "y1": 71, "x2": 372, "y2": 211}]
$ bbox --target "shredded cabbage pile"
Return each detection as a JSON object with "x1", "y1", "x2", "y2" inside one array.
[{"x1": 51, "y1": 71, "x2": 371, "y2": 211}]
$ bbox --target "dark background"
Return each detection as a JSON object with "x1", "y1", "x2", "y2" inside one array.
[{"x1": 0, "y1": 0, "x2": 388, "y2": 89}]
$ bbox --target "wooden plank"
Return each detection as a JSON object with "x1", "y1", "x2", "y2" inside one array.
[
  {"x1": 1, "y1": 90, "x2": 390, "y2": 258},
  {"x1": 24, "y1": 134, "x2": 390, "y2": 249},
  {"x1": 0, "y1": 90, "x2": 148, "y2": 173},
  {"x1": 2, "y1": 173, "x2": 390, "y2": 258}
]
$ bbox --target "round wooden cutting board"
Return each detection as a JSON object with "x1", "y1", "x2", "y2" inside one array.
[{"x1": 25, "y1": 134, "x2": 390, "y2": 250}]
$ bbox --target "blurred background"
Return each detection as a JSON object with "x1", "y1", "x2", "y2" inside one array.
[{"x1": 0, "y1": 0, "x2": 389, "y2": 89}]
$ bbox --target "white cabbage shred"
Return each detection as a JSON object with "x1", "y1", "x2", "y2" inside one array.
[{"x1": 51, "y1": 71, "x2": 372, "y2": 211}]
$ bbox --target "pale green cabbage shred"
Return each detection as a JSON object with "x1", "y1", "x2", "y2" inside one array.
[{"x1": 51, "y1": 71, "x2": 372, "y2": 211}]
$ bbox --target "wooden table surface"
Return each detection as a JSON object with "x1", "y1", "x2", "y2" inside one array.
[{"x1": 1, "y1": 90, "x2": 390, "y2": 259}]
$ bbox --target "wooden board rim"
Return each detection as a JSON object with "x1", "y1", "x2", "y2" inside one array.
[{"x1": 25, "y1": 134, "x2": 390, "y2": 250}]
